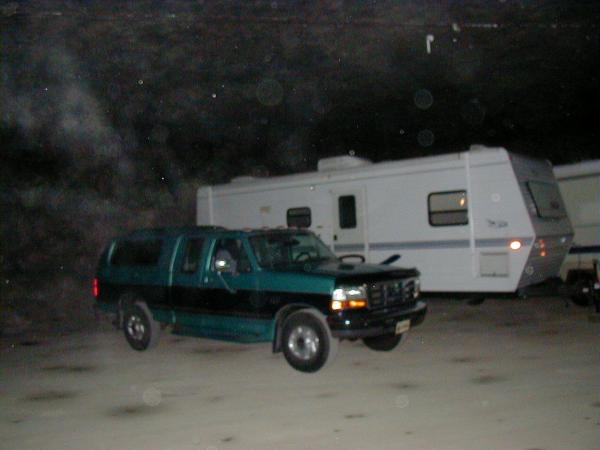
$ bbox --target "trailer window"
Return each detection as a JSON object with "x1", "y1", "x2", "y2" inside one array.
[
  {"x1": 428, "y1": 191, "x2": 468, "y2": 226},
  {"x1": 527, "y1": 181, "x2": 566, "y2": 219},
  {"x1": 111, "y1": 239, "x2": 163, "y2": 267},
  {"x1": 287, "y1": 207, "x2": 311, "y2": 228},
  {"x1": 181, "y1": 238, "x2": 205, "y2": 273},
  {"x1": 338, "y1": 195, "x2": 357, "y2": 229}
]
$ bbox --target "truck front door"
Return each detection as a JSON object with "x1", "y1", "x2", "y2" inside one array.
[
  {"x1": 203, "y1": 238, "x2": 262, "y2": 315},
  {"x1": 170, "y1": 236, "x2": 209, "y2": 312}
]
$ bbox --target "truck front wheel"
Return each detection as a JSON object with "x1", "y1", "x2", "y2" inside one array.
[
  {"x1": 363, "y1": 333, "x2": 403, "y2": 351},
  {"x1": 281, "y1": 310, "x2": 338, "y2": 373},
  {"x1": 122, "y1": 302, "x2": 160, "y2": 351}
]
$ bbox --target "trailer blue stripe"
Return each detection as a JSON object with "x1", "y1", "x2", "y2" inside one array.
[{"x1": 334, "y1": 237, "x2": 534, "y2": 253}]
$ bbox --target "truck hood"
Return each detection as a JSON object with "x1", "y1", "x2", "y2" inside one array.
[{"x1": 269, "y1": 260, "x2": 419, "y2": 284}]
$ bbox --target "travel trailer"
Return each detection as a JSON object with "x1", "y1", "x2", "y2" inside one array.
[
  {"x1": 554, "y1": 160, "x2": 600, "y2": 304},
  {"x1": 197, "y1": 146, "x2": 573, "y2": 295}
]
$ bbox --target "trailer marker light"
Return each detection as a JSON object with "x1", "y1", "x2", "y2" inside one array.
[
  {"x1": 92, "y1": 277, "x2": 99, "y2": 298},
  {"x1": 509, "y1": 240, "x2": 522, "y2": 251}
]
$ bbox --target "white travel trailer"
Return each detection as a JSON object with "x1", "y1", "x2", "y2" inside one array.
[
  {"x1": 553, "y1": 160, "x2": 600, "y2": 304},
  {"x1": 197, "y1": 146, "x2": 573, "y2": 295}
]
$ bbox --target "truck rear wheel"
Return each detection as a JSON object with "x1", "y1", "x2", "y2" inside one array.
[
  {"x1": 123, "y1": 302, "x2": 160, "y2": 351},
  {"x1": 363, "y1": 333, "x2": 403, "y2": 351},
  {"x1": 281, "y1": 310, "x2": 338, "y2": 373}
]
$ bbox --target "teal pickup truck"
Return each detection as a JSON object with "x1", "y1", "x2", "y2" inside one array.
[{"x1": 94, "y1": 227, "x2": 426, "y2": 372}]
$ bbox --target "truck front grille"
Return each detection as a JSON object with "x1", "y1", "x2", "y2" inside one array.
[{"x1": 368, "y1": 278, "x2": 416, "y2": 309}]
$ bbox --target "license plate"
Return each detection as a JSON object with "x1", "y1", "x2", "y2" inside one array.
[{"x1": 395, "y1": 319, "x2": 410, "y2": 335}]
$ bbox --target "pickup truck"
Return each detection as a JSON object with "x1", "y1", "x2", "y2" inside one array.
[{"x1": 94, "y1": 226, "x2": 427, "y2": 372}]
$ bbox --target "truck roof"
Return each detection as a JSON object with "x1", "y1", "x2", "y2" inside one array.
[{"x1": 120, "y1": 226, "x2": 310, "y2": 240}]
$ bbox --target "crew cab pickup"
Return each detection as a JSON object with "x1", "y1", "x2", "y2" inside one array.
[{"x1": 94, "y1": 227, "x2": 427, "y2": 372}]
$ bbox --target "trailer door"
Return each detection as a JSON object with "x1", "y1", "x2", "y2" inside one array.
[{"x1": 331, "y1": 189, "x2": 367, "y2": 259}]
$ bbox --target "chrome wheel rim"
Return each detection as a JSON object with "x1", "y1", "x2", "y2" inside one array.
[
  {"x1": 126, "y1": 315, "x2": 146, "y2": 341},
  {"x1": 287, "y1": 325, "x2": 319, "y2": 361}
]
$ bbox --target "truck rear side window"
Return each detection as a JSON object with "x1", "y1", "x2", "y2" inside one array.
[
  {"x1": 287, "y1": 207, "x2": 311, "y2": 228},
  {"x1": 181, "y1": 238, "x2": 205, "y2": 273},
  {"x1": 338, "y1": 195, "x2": 357, "y2": 229},
  {"x1": 527, "y1": 181, "x2": 566, "y2": 219},
  {"x1": 428, "y1": 191, "x2": 468, "y2": 226},
  {"x1": 111, "y1": 239, "x2": 163, "y2": 266}
]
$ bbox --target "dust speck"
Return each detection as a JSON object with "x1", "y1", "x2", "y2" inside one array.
[
  {"x1": 41, "y1": 365, "x2": 96, "y2": 373},
  {"x1": 193, "y1": 346, "x2": 248, "y2": 355},
  {"x1": 390, "y1": 382, "x2": 419, "y2": 390},
  {"x1": 25, "y1": 390, "x2": 77, "y2": 401},
  {"x1": 107, "y1": 403, "x2": 164, "y2": 417},
  {"x1": 315, "y1": 392, "x2": 337, "y2": 398},
  {"x1": 471, "y1": 375, "x2": 506, "y2": 385},
  {"x1": 451, "y1": 356, "x2": 479, "y2": 363}
]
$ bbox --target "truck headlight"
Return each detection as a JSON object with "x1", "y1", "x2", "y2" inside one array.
[
  {"x1": 413, "y1": 279, "x2": 420, "y2": 298},
  {"x1": 331, "y1": 286, "x2": 368, "y2": 311}
]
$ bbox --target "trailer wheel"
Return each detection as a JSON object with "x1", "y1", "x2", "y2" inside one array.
[
  {"x1": 123, "y1": 302, "x2": 160, "y2": 351},
  {"x1": 281, "y1": 309, "x2": 338, "y2": 373},
  {"x1": 571, "y1": 277, "x2": 594, "y2": 307},
  {"x1": 363, "y1": 333, "x2": 403, "y2": 351},
  {"x1": 467, "y1": 296, "x2": 486, "y2": 306}
]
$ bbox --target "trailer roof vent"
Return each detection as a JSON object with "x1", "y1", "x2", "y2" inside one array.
[
  {"x1": 230, "y1": 175, "x2": 255, "y2": 183},
  {"x1": 469, "y1": 144, "x2": 489, "y2": 152},
  {"x1": 317, "y1": 156, "x2": 372, "y2": 172}
]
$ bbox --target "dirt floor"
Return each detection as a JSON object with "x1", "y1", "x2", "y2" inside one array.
[{"x1": 1, "y1": 297, "x2": 597, "y2": 450}]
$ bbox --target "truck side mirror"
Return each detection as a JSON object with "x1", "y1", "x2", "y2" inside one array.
[{"x1": 215, "y1": 259, "x2": 232, "y2": 273}]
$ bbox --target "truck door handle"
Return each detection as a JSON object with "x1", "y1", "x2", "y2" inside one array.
[{"x1": 334, "y1": 235, "x2": 337, "y2": 241}]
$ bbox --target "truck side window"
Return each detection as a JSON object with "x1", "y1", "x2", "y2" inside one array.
[
  {"x1": 338, "y1": 195, "x2": 357, "y2": 229},
  {"x1": 287, "y1": 207, "x2": 311, "y2": 228},
  {"x1": 212, "y1": 239, "x2": 252, "y2": 274},
  {"x1": 181, "y1": 238, "x2": 205, "y2": 273},
  {"x1": 111, "y1": 239, "x2": 163, "y2": 267},
  {"x1": 428, "y1": 191, "x2": 468, "y2": 226}
]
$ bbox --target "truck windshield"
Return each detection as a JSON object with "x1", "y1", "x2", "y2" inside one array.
[{"x1": 249, "y1": 232, "x2": 337, "y2": 268}]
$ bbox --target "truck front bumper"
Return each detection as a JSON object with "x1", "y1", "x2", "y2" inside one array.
[{"x1": 328, "y1": 301, "x2": 427, "y2": 339}]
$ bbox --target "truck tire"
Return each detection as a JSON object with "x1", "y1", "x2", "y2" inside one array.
[
  {"x1": 281, "y1": 309, "x2": 338, "y2": 373},
  {"x1": 122, "y1": 302, "x2": 160, "y2": 351},
  {"x1": 363, "y1": 333, "x2": 403, "y2": 351}
]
